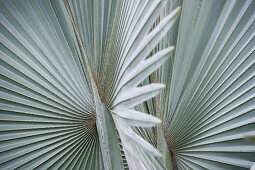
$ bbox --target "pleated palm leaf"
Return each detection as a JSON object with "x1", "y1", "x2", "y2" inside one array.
[{"x1": 0, "y1": 0, "x2": 254, "y2": 170}]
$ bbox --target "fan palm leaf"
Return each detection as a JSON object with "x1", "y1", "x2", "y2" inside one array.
[{"x1": 0, "y1": 0, "x2": 254, "y2": 170}]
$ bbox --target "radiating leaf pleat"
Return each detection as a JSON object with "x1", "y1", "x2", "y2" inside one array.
[
  {"x1": 160, "y1": 0, "x2": 255, "y2": 169},
  {"x1": 0, "y1": 0, "x2": 102, "y2": 169}
]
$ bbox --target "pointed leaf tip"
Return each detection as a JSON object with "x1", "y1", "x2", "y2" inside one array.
[
  {"x1": 112, "y1": 109, "x2": 162, "y2": 127},
  {"x1": 176, "y1": 6, "x2": 182, "y2": 15}
]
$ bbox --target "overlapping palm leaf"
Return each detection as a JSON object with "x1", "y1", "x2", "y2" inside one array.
[
  {"x1": 0, "y1": 0, "x2": 254, "y2": 170},
  {"x1": 0, "y1": 0, "x2": 180, "y2": 169},
  {"x1": 138, "y1": 0, "x2": 255, "y2": 169}
]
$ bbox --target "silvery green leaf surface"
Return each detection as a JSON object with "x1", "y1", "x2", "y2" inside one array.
[
  {"x1": 1, "y1": 0, "x2": 255, "y2": 169},
  {"x1": 0, "y1": 0, "x2": 100, "y2": 169},
  {"x1": 139, "y1": 0, "x2": 255, "y2": 169}
]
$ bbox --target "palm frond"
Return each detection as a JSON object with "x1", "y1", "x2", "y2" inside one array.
[{"x1": 1, "y1": 0, "x2": 254, "y2": 169}]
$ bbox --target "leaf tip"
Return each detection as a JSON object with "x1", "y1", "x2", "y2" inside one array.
[{"x1": 176, "y1": 6, "x2": 181, "y2": 14}]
